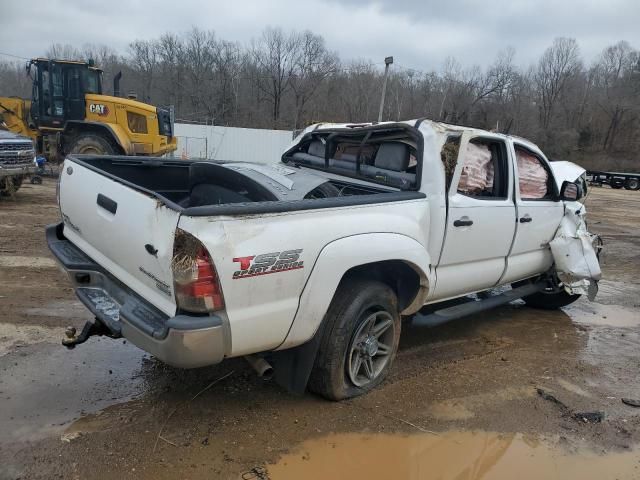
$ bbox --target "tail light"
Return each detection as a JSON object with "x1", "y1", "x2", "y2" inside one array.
[{"x1": 172, "y1": 230, "x2": 224, "y2": 313}]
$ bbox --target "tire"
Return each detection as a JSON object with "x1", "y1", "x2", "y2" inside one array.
[
  {"x1": 0, "y1": 175, "x2": 24, "y2": 196},
  {"x1": 308, "y1": 278, "x2": 401, "y2": 401},
  {"x1": 304, "y1": 182, "x2": 341, "y2": 199},
  {"x1": 68, "y1": 134, "x2": 116, "y2": 155},
  {"x1": 624, "y1": 178, "x2": 640, "y2": 191},
  {"x1": 610, "y1": 178, "x2": 624, "y2": 189},
  {"x1": 520, "y1": 289, "x2": 581, "y2": 310}
]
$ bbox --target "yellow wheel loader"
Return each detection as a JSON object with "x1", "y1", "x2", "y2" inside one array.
[{"x1": 0, "y1": 58, "x2": 177, "y2": 160}]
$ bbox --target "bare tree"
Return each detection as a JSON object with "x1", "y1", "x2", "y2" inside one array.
[
  {"x1": 252, "y1": 27, "x2": 300, "y2": 127},
  {"x1": 535, "y1": 37, "x2": 582, "y2": 129},
  {"x1": 289, "y1": 31, "x2": 338, "y2": 129},
  {"x1": 128, "y1": 39, "x2": 158, "y2": 102},
  {"x1": 2, "y1": 31, "x2": 639, "y2": 172}
]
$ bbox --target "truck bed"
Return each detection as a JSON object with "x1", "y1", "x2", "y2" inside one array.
[{"x1": 71, "y1": 155, "x2": 425, "y2": 216}]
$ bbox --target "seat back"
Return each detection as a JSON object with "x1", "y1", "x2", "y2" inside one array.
[
  {"x1": 361, "y1": 143, "x2": 415, "y2": 188},
  {"x1": 374, "y1": 143, "x2": 410, "y2": 171}
]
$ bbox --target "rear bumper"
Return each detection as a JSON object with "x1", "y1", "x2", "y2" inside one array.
[{"x1": 46, "y1": 222, "x2": 228, "y2": 368}]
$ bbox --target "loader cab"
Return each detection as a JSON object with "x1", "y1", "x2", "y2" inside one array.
[{"x1": 28, "y1": 59, "x2": 103, "y2": 130}]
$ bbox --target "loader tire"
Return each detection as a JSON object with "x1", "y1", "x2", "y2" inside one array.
[
  {"x1": 308, "y1": 278, "x2": 401, "y2": 401},
  {"x1": 68, "y1": 134, "x2": 116, "y2": 156}
]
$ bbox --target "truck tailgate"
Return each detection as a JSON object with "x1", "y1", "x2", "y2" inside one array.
[{"x1": 59, "y1": 160, "x2": 179, "y2": 316}]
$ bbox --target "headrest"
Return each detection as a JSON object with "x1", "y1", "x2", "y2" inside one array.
[
  {"x1": 307, "y1": 140, "x2": 326, "y2": 158},
  {"x1": 374, "y1": 143, "x2": 410, "y2": 172}
]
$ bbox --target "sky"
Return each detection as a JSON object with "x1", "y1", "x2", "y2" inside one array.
[{"x1": 1, "y1": 0, "x2": 639, "y2": 71}]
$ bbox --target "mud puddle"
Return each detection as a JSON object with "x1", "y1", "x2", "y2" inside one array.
[
  {"x1": 267, "y1": 431, "x2": 640, "y2": 480},
  {"x1": 0, "y1": 337, "x2": 149, "y2": 443}
]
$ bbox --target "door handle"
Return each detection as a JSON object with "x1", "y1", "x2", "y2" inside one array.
[
  {"x1": 519, "y1": 216, "x2": 532, "y2": 223},
  {"x1": 97, "y1": 193, "x2": 117, "y2": 214},
  {"x1": 453, "y1": 218, "x2": 473, "y2": 227}
]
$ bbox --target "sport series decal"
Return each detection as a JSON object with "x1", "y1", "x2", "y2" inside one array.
[{"x1": 232, "y1": 249, "x2": 303, "y2": 279}]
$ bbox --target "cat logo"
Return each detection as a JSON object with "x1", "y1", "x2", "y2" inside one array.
[{"x1": 89, "y1": 104, "x2": 109, "y2": 116}]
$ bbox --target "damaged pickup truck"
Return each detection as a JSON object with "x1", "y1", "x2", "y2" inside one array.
[{"x1": 47, "y1": 119, "x2": 602, "y2": 400}]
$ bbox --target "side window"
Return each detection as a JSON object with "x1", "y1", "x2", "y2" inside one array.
[
  {"x1": 457, "y1": 139, "x2": 507, "y2": 199},
  {"x1": 67, "y1": 69, "x2": 82, "y2": 99},
  {"x1": 515, "y1": 147, "x2": 552, "y2": 200},
  {"x1": 41, "y1": 69, "x2": 50, "y2": 115},
  {"x1": 51, "y1": 65, "x2": 64, "y2": 117}
]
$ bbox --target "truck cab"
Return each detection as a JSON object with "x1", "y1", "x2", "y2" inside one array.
[{"x1": 28, "y1": 58, "x2": 103, "y2": 131}]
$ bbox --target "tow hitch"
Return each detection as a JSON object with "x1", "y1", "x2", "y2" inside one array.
[{"x1": 62, "y1": 318, "x2": 121, "y2": 348}]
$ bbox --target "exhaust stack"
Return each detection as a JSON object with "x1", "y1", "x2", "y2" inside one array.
[{"x1": 113, "y1": 71, "x2": 122, "y2": 97}]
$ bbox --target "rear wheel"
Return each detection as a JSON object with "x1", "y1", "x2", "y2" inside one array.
[
  {"x1": 68, "y1": 133, "x2": 116, "y2": 155},
  {"x1": 308, "y1": 279, "x2": 401, "y2": 400},
  {"x1": 624, "y1": 177, "x2": 640, "y2": 191}
]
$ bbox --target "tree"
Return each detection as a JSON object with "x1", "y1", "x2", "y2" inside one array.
[
  {"x1": 289, "y1": 31, "x2": 338, "y2": 129},
  {"x1": 128, "y1": 39, "x2": 158, "y2": 102},
  {"x1": 251, "y1": 27, "x2": 300, "y2": 127},
  {"x1": 535, "y1": 37, "x2": 582, "y2": 129}
]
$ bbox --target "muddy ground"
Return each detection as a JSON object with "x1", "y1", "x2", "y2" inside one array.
[{"x1": 1, "y1": 180, "x2": 639, "y2": 479}]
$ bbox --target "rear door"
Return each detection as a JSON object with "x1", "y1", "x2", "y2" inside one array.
[
  {"x1": 59, "y1": 160, "x2": 180, "y2": 316},
  {"x1": 500, "y1": 141, "x2": 564, "y2": 284},
  {"x1": 430, "y1": 133, "x2": 516, "y2": 302}
]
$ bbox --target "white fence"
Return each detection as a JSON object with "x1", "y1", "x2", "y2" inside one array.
[{"x1": 173, "y1": 123, "x2": 294, "y2": 165}]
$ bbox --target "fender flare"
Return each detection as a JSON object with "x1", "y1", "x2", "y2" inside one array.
[{"x1": 279, "y1": 232, "x2": 431, "y2": 351}]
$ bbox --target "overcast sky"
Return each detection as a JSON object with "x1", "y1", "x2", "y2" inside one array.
[{"x1": 1, "y1": 0, "x2": 639, "y2": 71}]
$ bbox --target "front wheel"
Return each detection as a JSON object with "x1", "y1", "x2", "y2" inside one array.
[
  {"x1": 67, "y1": 134, "x2": 117, "y2": 155},
  {"x1": 519, "y1": 287, "x2": 580, "y2": 310},
  {"x1": 0, "y1": 176, "x2": 24, "y2": 196},
  {"x1": 308, "y1": 279, "x2": 401, "y2": 400}
]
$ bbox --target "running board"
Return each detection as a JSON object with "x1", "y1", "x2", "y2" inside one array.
[{"x1": 411, "y1": 282, "x2": 545, "y2": 328}]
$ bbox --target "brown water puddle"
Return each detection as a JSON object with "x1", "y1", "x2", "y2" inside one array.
[{"x1": 267, "y1": 431, "x2": 640, "y2": 480}]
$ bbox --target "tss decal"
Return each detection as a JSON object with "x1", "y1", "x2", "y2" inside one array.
[{"x1": 232, "y1": 249, "x2": 303, "y2": 279}]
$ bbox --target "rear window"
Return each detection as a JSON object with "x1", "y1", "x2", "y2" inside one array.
[{"x1": 284, "y1": 127, "x2": 420, "y2": 190}]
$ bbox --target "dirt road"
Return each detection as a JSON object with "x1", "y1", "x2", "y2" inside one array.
[{"x1": 1, "y1": 180, "x2": 639, "y2": 479}]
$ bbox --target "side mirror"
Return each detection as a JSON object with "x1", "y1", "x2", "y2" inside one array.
[{"x1": 560, "y1": 180, "x2": 580, "y2": 201}]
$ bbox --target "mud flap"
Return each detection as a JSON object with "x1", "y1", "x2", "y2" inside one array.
[
  {"x1": 549, "y1": 208, "x2": 602, "y2": 299},
  {"x1": 269, "y1": 320, "x2": 328, "y2": 395}
]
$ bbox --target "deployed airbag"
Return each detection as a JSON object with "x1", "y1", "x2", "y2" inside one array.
[
  {"x1": 517, "y1": 149, "x2": 548, "y2": 199},
  {"x1": 458, "y1": 143, "x2": 494, "y2": 194}
]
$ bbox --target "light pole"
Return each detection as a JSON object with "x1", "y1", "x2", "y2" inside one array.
[{"x1": 377, "y1": 56, "x2": 393, "y2": 122}]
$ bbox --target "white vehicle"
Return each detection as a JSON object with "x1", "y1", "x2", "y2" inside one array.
[{"x1": 47, "y1": 119, "x2": 601, "y2": 400}]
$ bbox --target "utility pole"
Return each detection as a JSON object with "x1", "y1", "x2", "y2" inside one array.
[{"x1": 377, "y1": 56, "x2": 393, "y2": 122}]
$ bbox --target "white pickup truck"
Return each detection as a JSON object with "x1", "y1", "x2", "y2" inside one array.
[{"x1": 47, "y1": 119, "x2": 601, "y2": 400}]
